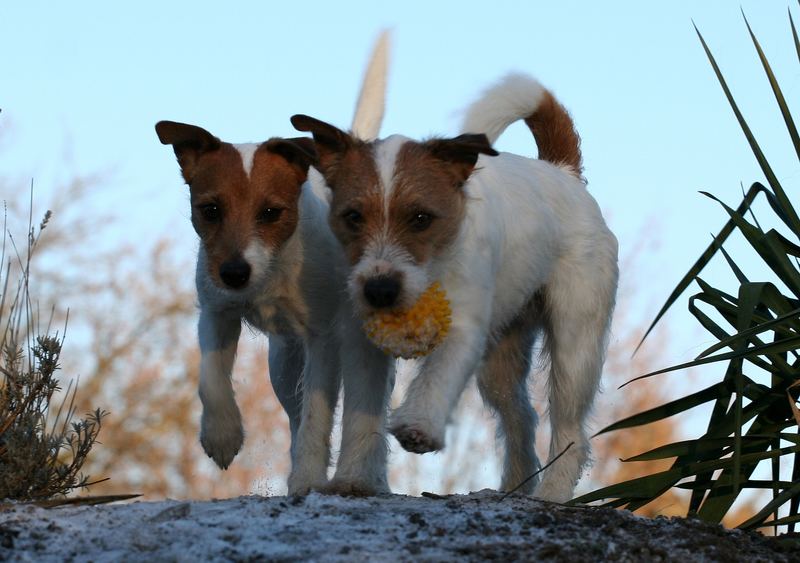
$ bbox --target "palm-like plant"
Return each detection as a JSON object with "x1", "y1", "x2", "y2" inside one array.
[{"x1": 573, "y1": 7, "x2": 800, "y2": 532}]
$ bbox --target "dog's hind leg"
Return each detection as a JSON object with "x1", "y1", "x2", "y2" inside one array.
[
  {"x1": 287, "y1": 333, "x2": 341, "y2": 495},
  {"x1": 268, "y1": 334, "x2": 304, "y2": 457},
  {"x1": 536, "y1": 251, "x2": 617, "y2": 503},
  {"x1": 477, "y1": 322, "x2": 540, "y2": 494}
]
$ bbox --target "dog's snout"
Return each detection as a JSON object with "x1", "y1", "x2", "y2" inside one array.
[
  {"x1": 363, "y1": 276, "x2": 401, "y2": 308},
  {"x1": 219, "y1": 257, "x2": 251, "y2": 289}
]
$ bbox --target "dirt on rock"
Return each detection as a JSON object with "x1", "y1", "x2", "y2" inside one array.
[{"x1": 0, "y1": 490, "x2": 797, "y2": 562}]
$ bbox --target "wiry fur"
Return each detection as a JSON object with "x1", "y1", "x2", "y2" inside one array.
[
  {"x1": 294, "y1": 73, "x2": 617, "y2": 503},
  {"x1": 154, "y1": 36, "x2": 395, "y2": 496}
]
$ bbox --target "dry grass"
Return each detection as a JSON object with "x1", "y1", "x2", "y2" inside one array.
[{"x1": 0, "y1": 202, "x2": 105, "y2": 500}]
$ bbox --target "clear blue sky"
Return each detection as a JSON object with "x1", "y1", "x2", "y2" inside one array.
[{"x1": 1, "y1": 1, "x2": 797, "y2": 362}]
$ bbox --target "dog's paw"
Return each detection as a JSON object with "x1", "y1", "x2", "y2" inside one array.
[
  {"x1": 200, "y1": 408, "x2": 244, "y2": 470},
  {"x1": 390, "y1": 406, "x2": 446, "y2": 454},
  {"x1": 287, "y1": 471, "x2": 327, "y2": 496},
  {"x1": 533, "y1": 477, "x2": 575, "y2": 504},
  {"x1": 390, "y1": 423, "x2": 444, "y2": 454},
  {"x1": 286, "y1": 482, "x2": 319, "y2": 496},
  {"x1": 319, "y1": 478, "x2": 388, "y2": 497}
]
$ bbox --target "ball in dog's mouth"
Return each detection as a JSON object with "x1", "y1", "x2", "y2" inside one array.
[{"x1": 363, "y1": 282, "x2": 452, "y2": 359}]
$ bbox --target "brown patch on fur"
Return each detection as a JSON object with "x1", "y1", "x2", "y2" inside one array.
[
  {"x1": 180, "y1": 140, "x2": 307, "y2": 286},
  {"x1": 324, "y1": 144, "x2": 385, "y2": 265},
  {"x1": 322, "y1": 134, "x2": 493, "y2": 268},
  {"x1": 292, "y1": 115, "x2": 390, "y2": 264},
  {"x1": 293, "y1": 115, "x2": 495, "y2": 271},
  {"x1": 291, "y1": 114, "x2": 355, "y2": 181},
  {"x1": 249, "y1": 144, "x2": 307, "y2": 249},
  {"x1": 523, "y1": 90, "x2": 583, "y2": 177},
  {"x1": 386, "y1": 141, "x2": 472, "y2": 264}
]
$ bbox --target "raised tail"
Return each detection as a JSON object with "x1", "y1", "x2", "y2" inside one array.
[
  {"x1": 350, "y1": 30, "x2": 391, "y2": 141},
  {"x1": 460, "y1": 73, "x2": 583, "y2": 178}
]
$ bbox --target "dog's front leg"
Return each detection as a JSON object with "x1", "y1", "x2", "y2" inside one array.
[
  {"x1": 390, "y1": 306, "x2": 489, "y2": 454},
  {"x1": 197, "y1": 308, "x2": 244, "y2": 469},
  {"x1": 287, "y1": 334, "x2": 340, "y2": 495},
  {"x1": 325, "y1": 323, "x2": 394, "y2": 496}
]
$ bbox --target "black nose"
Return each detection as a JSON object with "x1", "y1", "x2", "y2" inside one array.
[
  {"x1": 219, "y1": 258, "x2": 251, "y2": 289},
  {"x1": 363, "y1": 276, "x2": 401, "y2": 308}
]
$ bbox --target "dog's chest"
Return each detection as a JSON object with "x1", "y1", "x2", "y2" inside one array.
[{"x1": 245, "y1": 290, "x2": 310, "y2": 339}]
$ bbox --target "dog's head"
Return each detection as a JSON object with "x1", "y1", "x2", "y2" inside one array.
[
  {"x1": 291, "y1": 114, "x2": 497, "y2": 313},
  {"x1": 156, "y1": 121, "x2": 316, "y2": 298}
]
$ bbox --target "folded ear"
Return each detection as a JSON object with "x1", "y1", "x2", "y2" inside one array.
[
  {"x1": 155, "y1": 120, "x2": 221, "y2": 182},
  {"x1": 290, "y1": 114, "x2": 354, "y2": 174},
  {"x1": 424, "y1": 133, "x2": 499, "y2": 165},
  {"x1": 422, "y1": 133, "x2": 499, "y2": 186},
  {"x1": 263, "y1": 137, "x2": 318, "y2": 180}
]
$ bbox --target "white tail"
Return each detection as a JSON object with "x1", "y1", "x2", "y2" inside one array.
[
  {"x1": 350, "y1": 30, "x2": 391, "y2": 141},
  {"x1": 461, "y1": 73, "x2": 583, "y2": 176},
  {"x1": 460, "y1": 73, "x2": 547, "y2": 145}
]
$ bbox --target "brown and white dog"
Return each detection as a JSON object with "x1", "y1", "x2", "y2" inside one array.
[
  {"x1": 155, "y1": 32, "x2": 396, "y2": 496},
  {"x1": 292, "y1": 73, "x2": 618, "y2": 502}
]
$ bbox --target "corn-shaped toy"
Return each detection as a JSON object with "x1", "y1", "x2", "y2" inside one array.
[{"x1": 363, "y1": 282, "x2": 452, "y2": 359}]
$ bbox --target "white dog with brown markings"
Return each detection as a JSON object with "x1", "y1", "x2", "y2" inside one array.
[
  {"x1": 155, "y1": 32, "x2": 397, "y2": 496},
  {"x1": 292, "y1": 73, "x2": 618, "y2": 502}
]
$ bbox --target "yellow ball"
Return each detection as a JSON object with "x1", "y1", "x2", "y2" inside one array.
[{"x1": 363, "y1": 282, "x2": 452, "y2": 359}]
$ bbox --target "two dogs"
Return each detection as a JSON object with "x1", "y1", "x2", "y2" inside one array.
[
  {"x1": 156, "y1": 35, "x2": 395, "y2": 496},
  {"x1": 158, "y1": 62, "x2": 617, "y2": 501}
]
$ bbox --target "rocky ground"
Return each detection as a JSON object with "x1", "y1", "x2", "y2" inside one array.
[{"x1": 1, "y1": 490, "x2": 798, "y2": 562}]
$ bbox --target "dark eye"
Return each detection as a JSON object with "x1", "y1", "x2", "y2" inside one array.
[
  {"x1": 342, "y1": 209, "x2": 364, "y2": 232},
  {"x1": 409, "y1": 212, "x2": 434, "y2": 232},
  {"x1": 258, "y1": 207, "x2": 284, "y2": 224},
  {"x1": 197, "y1": 203, "x2": 222, "y2": 223}
]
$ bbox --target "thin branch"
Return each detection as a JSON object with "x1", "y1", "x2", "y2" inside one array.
[{"x1": 501, "y1": 442, "x2": 574, "y2": 500}]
